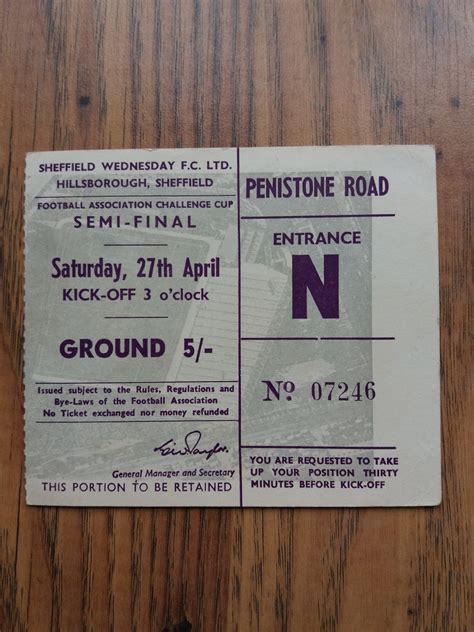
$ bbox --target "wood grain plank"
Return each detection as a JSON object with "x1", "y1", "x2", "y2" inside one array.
[{"x1": 0, "y1": 1, "x2": 472, "y2": 631}]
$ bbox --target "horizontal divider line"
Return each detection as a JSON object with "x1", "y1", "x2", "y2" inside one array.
[
  {"x1": 34, "y1": 194, "x2": 236, "y2": 198},
  {"x1": 103, "y1": 243, "x2": 168, "y2": 246},
  {"x1": 35, "y1": 380, "x2": 238, "y2": 384},
  {"x1": 36, "y1": 419, "x2": 238, "y2": 424},
  {"x1": 241, "y1": 445, "x2": 397, "y2": 450},
  {"x1": 104, "y1": 316, "x2": 168, "y2": 319},
  {"x1": 241, "y1": 337, "x2": 395, "y2": 341},
  {"x1": 241, "y1": 336, "x2": 319, "y2": 341},
  {"x1": 240, "y1": 213, "x2": 396, "y2": 219},
  {"x1": 321, "y1": 337, "x2": 395, "y2": 340}
]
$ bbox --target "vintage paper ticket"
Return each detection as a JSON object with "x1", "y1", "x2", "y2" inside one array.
[{"x1": 24, "y1": 146, "x2": 440, "y2": 506}]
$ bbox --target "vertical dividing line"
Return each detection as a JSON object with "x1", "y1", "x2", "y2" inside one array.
[{"x1": 237, "y1": 147, "x2": 243, "y2": 507}]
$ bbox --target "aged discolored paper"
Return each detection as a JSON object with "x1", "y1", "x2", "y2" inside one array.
[{"x1": 24, "y1": 146, "x2": 440, "y2": 506}]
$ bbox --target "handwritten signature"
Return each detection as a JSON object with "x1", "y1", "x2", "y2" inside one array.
[{"x1": 154, "y1": 430, "x2": 229, "y2": 461}]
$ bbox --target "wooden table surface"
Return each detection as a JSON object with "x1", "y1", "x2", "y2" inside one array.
[{"x1": 1, "y1": 1, "x2": 472, "y2": 630}]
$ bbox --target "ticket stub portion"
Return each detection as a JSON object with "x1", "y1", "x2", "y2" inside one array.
[{"x1": 24, "y1": 146, "x2": 440, "y2": 507}]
